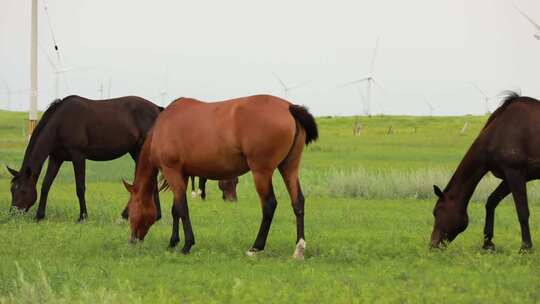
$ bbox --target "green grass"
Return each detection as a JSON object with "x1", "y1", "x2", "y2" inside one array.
[{"x1": 1, "y1": 111, "x2": 539, "y2": 303}]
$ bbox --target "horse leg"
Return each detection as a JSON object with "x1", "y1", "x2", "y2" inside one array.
[
  {"x1": 190, "y1": 176, "x2": 197, "y2": 198},
  {"x1": 483, "y1": 181, "x2": 510, "y2": 250},
  {"x1": 71, "y1": 152, "x2": 88, "y2": 222},
  {"x1": 153, "y1": 177, "x2": 162, "y2": 220},
  {"x1": 247, "y1": 170, "x2": 277, "y2": 256},
  {"x1": 199, "y1": 177, "x2": 207, "y2": 200},
  {"x1": 162, "y1": 168, "x2": 195, "y2": 253},
  {"x1": 279, "y1": 165, "x2": 305, "y2": 260},
  {"x1": 504, "y1": 168, "x2": 532, "y2": 252},
  {"x1": 35, "y1": 157, "x2": 63, "y2": 221}
]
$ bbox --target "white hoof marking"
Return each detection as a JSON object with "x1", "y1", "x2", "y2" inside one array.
[
  {"x1": 293, "y1": 239, "x2": 306, "y2": 260},
  {"x1": 246, "y1": 249, "x2": 263, "y2": 257}
]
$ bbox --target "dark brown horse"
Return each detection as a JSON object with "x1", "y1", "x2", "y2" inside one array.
[
  {"x1": 189, "y1": 176, "x2": 239, "y2": 201},
  {"x1": 123, "y1": 95, "x2": 317, "y2": 259},
  {"x1": 7, "y1": 95, "x2": 162, "y2": 221},
  {"x1": 431, "y1": 91, "x2": 539, "y2": 252}
]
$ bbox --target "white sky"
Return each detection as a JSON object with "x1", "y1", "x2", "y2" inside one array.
[{"x1": 1, "y1": 0, "x2": 540, "y2": 116}]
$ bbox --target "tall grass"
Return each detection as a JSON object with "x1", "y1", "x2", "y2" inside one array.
[
  {"x1": 0, "y1": 263, "x2": 141, "y2": 304},
  {"x1": 320, "y1": 168, "x2": 540, "y2": 203}
]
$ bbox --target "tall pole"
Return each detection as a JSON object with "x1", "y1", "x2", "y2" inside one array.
[{"x1": 29, "y1": 0, "x2": 38, "y2": 137}]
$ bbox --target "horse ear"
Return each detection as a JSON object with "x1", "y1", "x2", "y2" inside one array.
[
  {"x1": 6, "y1": 166, "x2": 18, "y2": 177},
  {"x1": 122, "y1": 179, "x2": 134, "y2": 193},
  {"x1": 433, "y1": 185, "x2": 444, "y2": 199}
]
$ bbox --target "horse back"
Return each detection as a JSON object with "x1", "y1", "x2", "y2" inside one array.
[
  {"x1": 482, "y1": 99, "x2": 540, "y2": 167},
  {"x1": 153, "y1": 95, "x2": 296, "y2": 177},
  {"x1": 52, "y1": 96, "x2": 161, "y2": 160}
]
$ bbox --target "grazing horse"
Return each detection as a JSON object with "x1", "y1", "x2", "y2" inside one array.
[
  {"x1": 7, "y1": 95, "x2": 163, "y2": 221},
  {"x1": 431, "y1": 91, "x2": 540, "y2": 252},
  {"x1": 123, "y1": 95, "x2": 318, "y2": 259},
  {"x1": 189, "y1": 176, "x2": 239, "y2": 201}
]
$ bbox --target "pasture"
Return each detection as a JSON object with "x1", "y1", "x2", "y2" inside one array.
[{"x1": 1, "y1": 110, "x2": 540, "y2": 303}]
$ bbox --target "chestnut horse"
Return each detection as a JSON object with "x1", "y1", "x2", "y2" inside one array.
[
  {"x1": 123, "y1": 95, "x2": 318, "y2": 259},
  {"x1": 431, "y1": 91, "x2": 540, "y2": 252}
]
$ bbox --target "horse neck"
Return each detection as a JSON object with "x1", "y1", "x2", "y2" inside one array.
[
  {"x1": 134, "y1": 139, "x2": 157, "y2": 200},
  {"x1": 21, "y1": 126, "x2": 56, "y2": 183},
  {"x1": 444, "y1": 140, "x2": 488, "y2": 211}
]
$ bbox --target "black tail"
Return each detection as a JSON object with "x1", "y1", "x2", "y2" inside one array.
[{"x1": 289, "y1": 104, "x2": 318, "y2": 145}]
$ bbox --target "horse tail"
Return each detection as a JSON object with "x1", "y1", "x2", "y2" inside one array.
[
  {"x1": 288, "y1": 104, "x2": 318, "y2": 145},
  {"x1": 158, "y1": 173, "x2": 170, "y2": 192}
]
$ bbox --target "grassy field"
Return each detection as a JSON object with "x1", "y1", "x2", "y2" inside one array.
[{"x1": 1, "y1": 110, "x2": 540, "y2": 303}]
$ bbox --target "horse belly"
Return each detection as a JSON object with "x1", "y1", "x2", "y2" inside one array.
[{"x1": 183, "y1": 152, "x2": 249, "y2": 180}]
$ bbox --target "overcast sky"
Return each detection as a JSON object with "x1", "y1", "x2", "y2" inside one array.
[{"x1": 1, "y1": 0, "x2": 539, "y2": 116}]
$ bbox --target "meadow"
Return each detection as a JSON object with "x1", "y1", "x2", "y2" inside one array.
[{"x1": 1, "y1": 110, "x2": 540, "y2": 303}]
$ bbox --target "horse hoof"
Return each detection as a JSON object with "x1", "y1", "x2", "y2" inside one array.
[
  {"x1": 35, "y1": 214, "x2": 45, "y2": 222},
  {"x1": 293, "y1": 239, "x2": 306, "y2": 260},
  {"x1": 246, "y1": 248, "x2": 263, "y2": 257},
  {"x1": 519, "y1": 244, "x2": 532, "y2": 254},
  {"x1": 169, "y1": 239, "x2": 180, "y2": 248},
  {"x1": 482, "y1": 241, "x2": 495, "y2": 251},
  {"x1": 129, "y1": 238, "x2": 142, "y2": 245},
  {"x1": 77, "y1": 216, "x2": 87, "y2": 223},
  {"x1": 191, "y1": 191, "x2": 197, "y2": 199},
  {"x1": 181, "y1": 247, "x2": 191, "y2": 255}
]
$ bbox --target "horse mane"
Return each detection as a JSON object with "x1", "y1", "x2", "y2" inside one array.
[
  {"x1": 482, "y1": 90, "x2": 522, "y2": 130},
  {"x1": 21, "y1": 97, "x2": 70, "y2": 166}
]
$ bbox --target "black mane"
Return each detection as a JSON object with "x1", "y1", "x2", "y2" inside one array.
[
  {"x1": 21, "y1": 97, "x2": 69, "y2": 167},
  {"x1": 482, "y1": 90, "x2": 523, "y2": 130},
  {"x1": 498, "y1": 90, "x2": 522, "y2": 108}
]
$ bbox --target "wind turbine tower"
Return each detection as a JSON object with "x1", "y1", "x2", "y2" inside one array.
[
  {"x1": 471, "y1": 83, "x2": 491, "y2": 114},
  {"x1": 340, "y1": 37, "x2": 384, "y2": 116}
]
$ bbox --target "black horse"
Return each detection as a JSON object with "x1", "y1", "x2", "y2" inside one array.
[
  {"x1": 7, "y1": 95, "x2": 163, "y2": 221},
  {"x1": 189, "y1": 176, "x2": 239, "y2": 201},
  {"x1": 431, "y1": 91, "x2": 540, "y2": 252}
]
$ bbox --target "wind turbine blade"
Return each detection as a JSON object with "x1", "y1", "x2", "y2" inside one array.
[
  {"x1": 56, "y1": 66, "x2": 90, "y2": 74},
  {"x1": 372, "y1": 78, "x2": 384, "y2": 92},
  {"x1": 272, "y1": 72, "x2": 287, "y2": 90},
  {"x1": 38, "y1": 42, "x2": 58, "y2": 71},
  {"x1": 471, "y1": 82, "x2": 488, "y2": 98},
  {"x1": 338, "y1": 77, "x2": 370, "y2": 87},
  {"x1": 513, "y1": 3, "x2": 540, "y2": 31},
  {"x1": 288, "y1": 80, "x2": 311, "y2": 91},
  {"x1": 369, "y1": 36, "x2": 380, "y2": 75}
]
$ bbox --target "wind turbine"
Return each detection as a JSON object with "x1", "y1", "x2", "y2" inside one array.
[
  {"x1": 471, "y1": 82, "x2": 491, "y2": 114},
  {"x1": 40, "y1": 43, "x2": 85, "y2": 99},
  {"x1": 340, "y1": 37, "x2": 384, "y2": 116},
  {"x1": 513, "y1": 3, "x2": 540, "y2": 40},
  {"x1": 272, "y1": 73, "x2": 310, "y2": 99},
  {"x1": 424, "y1": 98, "x2": 435, "y2": 116}
]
